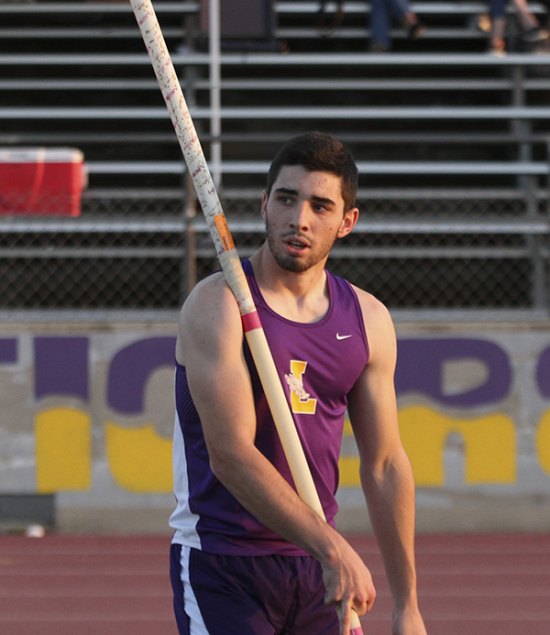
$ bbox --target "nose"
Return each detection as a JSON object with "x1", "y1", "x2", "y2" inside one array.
[{"x1": 289, "y1": 201, "x2": 310, "y2": 232}]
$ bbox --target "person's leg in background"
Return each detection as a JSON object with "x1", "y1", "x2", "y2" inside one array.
[
  {"x1": 369, "y1": 0, "x2": 425, "y2": 51},
  {"x1": 369, "y1": 0, "x2": 392, "y2": 51},
  {"x1": 511, "y1": 0, "x2": 549, "y2": 45},
  {"x1": 487, "y1": 0, "x2": 507, "y2": 55}
]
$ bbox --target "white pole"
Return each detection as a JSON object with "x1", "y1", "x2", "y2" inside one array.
[
  {"x1": 129, "y1": 4, "x2": 363, "y2": 630},
  {"x1": 209, "y1": 0, "x2": 222, "y2": 190}
]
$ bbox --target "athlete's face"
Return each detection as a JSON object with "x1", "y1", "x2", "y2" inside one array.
[{"x1": 261, "y1": 165, "x2": 358, "y2": 273}]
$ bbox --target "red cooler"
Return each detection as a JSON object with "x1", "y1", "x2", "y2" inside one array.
[{"x1": 0, "y1": 147, "x2": 87, "y2": 216}]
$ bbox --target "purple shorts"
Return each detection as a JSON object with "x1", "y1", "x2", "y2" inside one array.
[{"x1": 170, "y1": 543, "x2": 339, "y2": 634}]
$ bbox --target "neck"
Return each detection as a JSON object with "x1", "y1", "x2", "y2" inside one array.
[{"x1": 249, "y1": 245, "x2": 329, "y2": 323}]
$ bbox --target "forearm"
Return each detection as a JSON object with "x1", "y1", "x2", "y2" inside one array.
[
  {"x1": 361, "y1": 448, "x2": 419, "y2": 609},
  {"x1": 212, "y1": 441, "x2": 339, "y2": 562}
]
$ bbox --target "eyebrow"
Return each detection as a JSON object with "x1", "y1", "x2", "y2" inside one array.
[
  {"x1": 273, "y1": 187, "x2": 337, "y2": 208},
  {"x1": 274, "y1": 187, "x2": 298, "y2": 196}
]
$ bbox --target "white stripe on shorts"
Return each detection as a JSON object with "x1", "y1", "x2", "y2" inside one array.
[{"x1": 180, "y1": 546, "x2": 209, "y2": 634}]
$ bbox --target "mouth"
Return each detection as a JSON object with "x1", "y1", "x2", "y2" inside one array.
[{"x1": 283, "y1": 234, "x2": 310, "y2": 253}]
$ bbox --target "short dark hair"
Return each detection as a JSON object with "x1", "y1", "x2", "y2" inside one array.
[{"x1": 266, "y1": 131, "x2": 358, "y2": 211}]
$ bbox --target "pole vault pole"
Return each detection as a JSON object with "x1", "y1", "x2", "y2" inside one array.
[{"x1": 129, "y1": 2, "x2": 363, "y2": 632}]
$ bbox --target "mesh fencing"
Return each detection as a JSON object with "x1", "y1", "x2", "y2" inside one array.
[
  {"x1": 1, "y1": 188, "x2": 548, "y2": 314},
  {"x1": 1, "y1": 0, "x2": 550, "y2": 318}
]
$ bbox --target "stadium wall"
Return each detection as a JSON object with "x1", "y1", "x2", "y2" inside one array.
[{"x1": 0, "y1": 319, "x2": 549, "y2": 534}]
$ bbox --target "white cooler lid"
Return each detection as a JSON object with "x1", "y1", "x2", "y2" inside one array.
[{"x1": 0, "y1": 147, "x2": 84, "y2": 163}]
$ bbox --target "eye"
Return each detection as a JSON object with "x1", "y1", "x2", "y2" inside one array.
[
  {"x1": 277, "y1": 195, "x2": 294, "y2": 206},
  {"x1": 312, "y1": 201, "x2": 332, "y2": 214}
]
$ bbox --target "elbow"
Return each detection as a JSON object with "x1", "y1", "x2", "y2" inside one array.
[
  {"x1": 207, "y1": 442, "x2": 248, "y2": 486},
  {"x1": 360, "y1": 446, "x2": 411, "y2": 485},
  {"x1": 208, "y1": 449, "x2": 231, "y2": 483},
  {"x1": 359, "y1": 460, "x2": 386, "y2": 489}
]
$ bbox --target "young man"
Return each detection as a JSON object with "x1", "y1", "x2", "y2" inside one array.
[{"x1": 170, "y1": 132, "x2": 426, "y2": 635}]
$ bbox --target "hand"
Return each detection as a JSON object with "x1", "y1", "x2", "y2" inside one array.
[
  {"x1": 320, "y1": 534, "x2": 376, "y2": 635},
  {"x1": 392, "y1": 605, "x2": 427, "y2": 635},
  {"x1": 336, "y1": 602, "x2": 367, "y2": 635}
]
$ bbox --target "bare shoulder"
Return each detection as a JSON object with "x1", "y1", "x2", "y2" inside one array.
[
  {"x1": 351, "y1": 284, "x2": 394, "y2": 331},
  {"x1": 176, "y1": 272, "x2": 243, "y2": 364},
  {"x1": 350, "y1": 284, "x2": 396, "y2": 363},
  {"x1": 180, "y1": 272, "x2": 232, "y2": 320}
]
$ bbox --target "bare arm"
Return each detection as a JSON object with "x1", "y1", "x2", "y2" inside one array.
[
  {"x1": 177, "y1": 275, "x2": 375, "y2": 634},
  {"x1": 348, "y1": 290, "x2": 426, "y2": 635}
]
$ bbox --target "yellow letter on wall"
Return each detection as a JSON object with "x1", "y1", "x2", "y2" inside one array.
[
  {"x1": 399, "y1": 405, "x2": 516, "y2": 486},
  {"x1": 536, "y1": 410, "x2": 550, "y2": 475},
  {"x1": 35, "y1": 407, "x2": 92, "y2": 492},
  {"x1": 105, "y1": 422, "x2": 172, "y2": 492}
]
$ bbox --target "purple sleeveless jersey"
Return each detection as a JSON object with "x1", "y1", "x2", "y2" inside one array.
[{"x1": 170, "y1": 260, "x2": 370, "y2": 556}]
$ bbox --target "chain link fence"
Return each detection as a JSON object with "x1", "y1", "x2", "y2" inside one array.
[
  {"x1": 1, "y1": 187, "x2": 548, "y2": 315},
  {"x1": 1, "y1": 0, "x2": 549, "y2": 318}
]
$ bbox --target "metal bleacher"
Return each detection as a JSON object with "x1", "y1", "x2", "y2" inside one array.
[{"x1": 0, "y1": 1, "x2": 549, "y2": 316}]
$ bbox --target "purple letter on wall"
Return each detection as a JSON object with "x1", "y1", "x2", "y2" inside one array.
[
  {"x1": 0, "y1": 338, "x2": 17, "y2": 364},
  {"x1": 395, "y1": 338, "x2": 511, "y2": 407},
  {"x1": 34, "y1": 337, "x2": 89, "y2": 400},
  {"x1": 107, "y1": 337, "x2": 176, "y2": 415},
  {"x1": 537, "y1": 346, "x2": 550, "y2": 398}
]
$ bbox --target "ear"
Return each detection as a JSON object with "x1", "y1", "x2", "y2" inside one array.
[
  {"x1": 260, "y1": 191, "x2": 268, "y2": 219},
  {"x1": 337, "y1": 207, "x2": 359, "y2": 238}
]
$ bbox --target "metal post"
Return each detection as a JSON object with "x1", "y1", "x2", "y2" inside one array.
[
  {"x1": 209, "y1": 0, "x2": 222, "y2": 190},
  {"x1": 178, "y1": 10, "x2": 200, "y2": 299},
  {"x1": 511, "y1": 64, "x2": 535, "y2": 214},
  {"x1": 512, "y1": 63, "x2": 546, "y2": 310},
  {"x1": 544, "y1": 139, "x2": 550, "y2": 314},
  {"x1": 184, "y1": 170, "x2": 198, "y2": 296}
]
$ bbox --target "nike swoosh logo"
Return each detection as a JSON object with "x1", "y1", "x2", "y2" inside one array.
[{"x1": 336, "y1": 333, "x2": 352, "y2": 340}]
